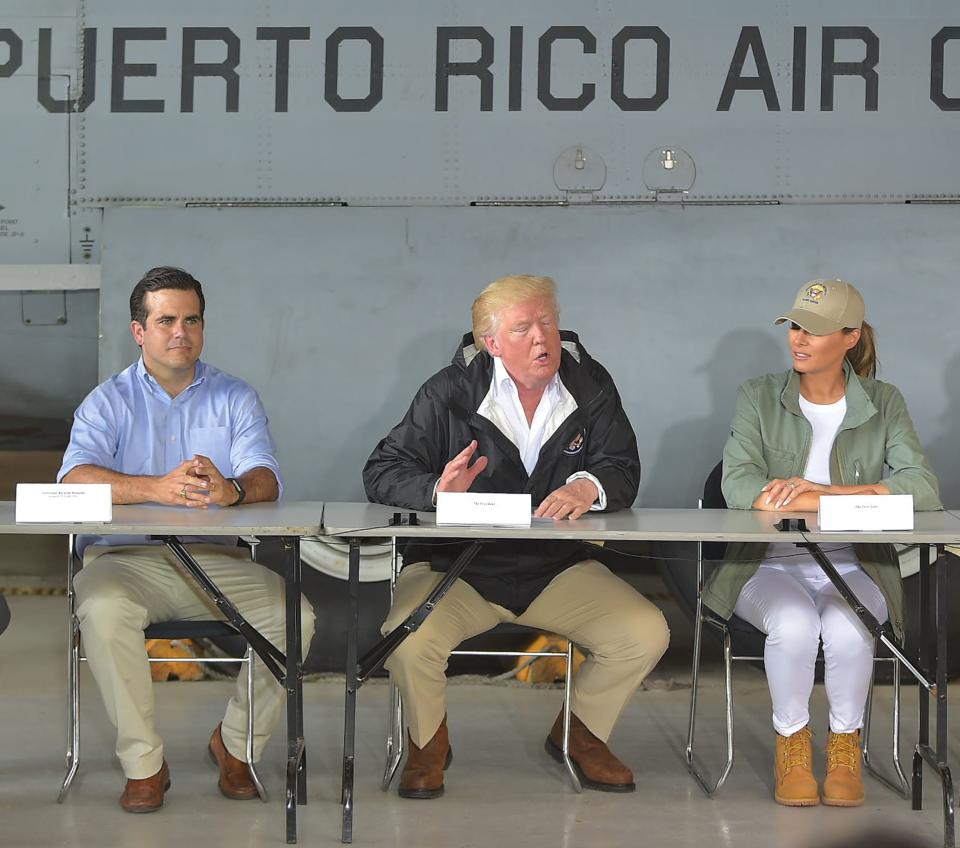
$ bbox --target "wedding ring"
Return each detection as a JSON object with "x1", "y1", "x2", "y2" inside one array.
[
  {"x1": 788, "y1": 482, "x2": 796, "y2": 488},
  {"x1": 180, "y1": 487, "x2": 188, "y2": 499}
]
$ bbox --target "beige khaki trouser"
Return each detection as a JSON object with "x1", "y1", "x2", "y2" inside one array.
[
  {"x1": 383, "y1": 560, "x2": 670, "y2": 747},
  {"x1": 75, "y1": 544, "x2": 316, "y2": 780}
]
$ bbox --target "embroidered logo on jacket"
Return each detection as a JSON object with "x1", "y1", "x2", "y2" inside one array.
[{"x1": 563, "y1": 431, "x2": 585, "y2": 455}]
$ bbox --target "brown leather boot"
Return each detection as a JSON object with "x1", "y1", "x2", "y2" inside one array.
[
  {"x1": 545, "y1": 712, "x2": 635, "y2": 792},
  {"x1": 208, "y1": 723, "x2": 258, "y2": 800},
  {"x1": 774, "y1": 726, "x2": 820, "y2": 806},
  {"x1": 398, "y1": 716, "x2": 452, "y2": 799},
  {"x1": 823, "y1": 730, "x2": 864, "y2": 807},
  {"x1": 120, "y1": 760, "x2": 170, "y2": 813}
]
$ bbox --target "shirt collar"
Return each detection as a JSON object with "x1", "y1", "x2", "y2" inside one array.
[
  {"x1": 780, "y1": 359, "x2": 876, "y2": 428},
  {"x1": 492, "y1": 355, "x2": 560, "y2": 399},
  {"x1": 136, "y1": 357, "x2": 206, "y2": 393}
]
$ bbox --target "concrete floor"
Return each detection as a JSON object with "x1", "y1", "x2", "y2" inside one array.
[{"x1": 0, "y1": 594, "x2": 954, "y2": 848}]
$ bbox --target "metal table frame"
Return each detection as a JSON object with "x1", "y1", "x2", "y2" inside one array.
[
  {"x1": 1, "y1": 501, "x2": 323, "y2": 845},
  {"x1": 322, "y1": 503, "x2": 960, "y2": 846}
]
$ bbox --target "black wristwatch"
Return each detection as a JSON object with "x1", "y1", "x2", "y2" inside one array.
[{"x1": 226, "y1": 477, "x2": 246, "y2": 506}]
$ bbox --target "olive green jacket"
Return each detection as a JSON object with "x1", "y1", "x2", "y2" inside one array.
[{"x1": 702, "y1": 362, "x2": 942, "y2": 641}]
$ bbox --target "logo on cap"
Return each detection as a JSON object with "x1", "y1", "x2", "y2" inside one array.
[{"x1": 802, "y1": 283, "x2": 827, "y2": 304}]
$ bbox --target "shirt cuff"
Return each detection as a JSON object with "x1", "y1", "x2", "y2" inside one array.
[
  {"x1": 566, "y1": 471, "x2": 606, "y2": 511},
  {"x1": 431, "y1": 477, "x2": 440, "y2": 508}
]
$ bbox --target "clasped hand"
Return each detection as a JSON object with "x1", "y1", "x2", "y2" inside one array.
[
  {"x1": 154, "y1": 455, "x2": 235, "y2": 508},
  {"x1": 762, "y1": 477, "x2": 829, "y2": 509}
]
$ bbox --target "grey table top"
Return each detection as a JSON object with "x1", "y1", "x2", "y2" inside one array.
[
  {"x1": 4, "y1": 499, "x2": 959, "y2": 544},
  {"x1": 320, "y1": 502, "x2": 960, "y2": 544},
  {"x1": 0, "y1": 501, "x2": 325, "y2": 536}
]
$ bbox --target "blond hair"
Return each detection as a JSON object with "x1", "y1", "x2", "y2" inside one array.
[
  {"x1": 845, "y1": 320, "x2": 878, "y2": 379},
  {"x1": 471, "y1": 275, "x2": 559, "y2": 349}
]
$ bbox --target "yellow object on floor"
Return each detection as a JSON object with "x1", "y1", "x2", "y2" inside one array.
[
  {"x1": 145, "y1": 638, "x2": 206, "y2": 681},
  {"x1": 514, "y1": 634, "x2": 585, "y2": 684}
]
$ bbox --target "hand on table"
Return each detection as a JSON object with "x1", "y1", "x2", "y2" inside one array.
[{"x1": 534, "y1": 478, "x2": 599, "y2": 521}]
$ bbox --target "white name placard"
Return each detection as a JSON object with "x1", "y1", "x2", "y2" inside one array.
[
  {"x1": 15, "y1": 483, "x2": 112, "y2": 523},
  {"x1": 818, "y1": 494, "x2": 914, "y2": 532},
  {"x1": 436, "y1": 492, "x2": 532, "y2": 527}
]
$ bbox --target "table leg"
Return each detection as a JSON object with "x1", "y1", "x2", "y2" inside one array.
[
  {"x1": 156, "y1": 536, "x2": 299, "y2": 843},
  {"x1": 358, "y1": 541, "x2": 484, "y2": 683},
  {"x1": 159, "y1": 536, "x2": 287, "y2": 682},
  {"x1": 340, "y1": 539, "x2": 483, "y2": 842},
  {"x1": 284, "y1": 536, "x2": 307, "y2": 844},
  {"x1": 341, "y1": 537, "x2": 361, "y2": 844},
  {"x1": 914, "y1": 545, "x2": 955, "y2": 847},
  {"x1": 916, "y1": 543, "x2": 932, "y2": 810},
  {"x1": 805, "y1": 540, "x2": 952, "y2": 847},
  {"x1": 936, "y1": 545, "x2": 955, "y2": 847}
]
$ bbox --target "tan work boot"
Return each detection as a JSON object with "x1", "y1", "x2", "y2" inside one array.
[
  {"x1": 398, "y1": 716, "x2": 452, "y2": 799},
  {"x1": 823, "y1": 730, "x2": 864, "y2": 807},
  {"x1": 774, "y1": 726, "x2": 819, "y2": 806}
]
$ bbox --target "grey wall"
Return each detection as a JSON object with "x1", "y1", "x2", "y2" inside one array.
[
  {"x1": 98, "y1": 204, "x2": 959, "y2": 508},
  {"x1": 4, "y1": 1, "x2": 959, "y2": 206},
  {"x1": 0, "y1": 291, "x2": 99, "y2": 421},
  {"x1": 2, "y1": 0, "x2": 959, "y2": 502}
]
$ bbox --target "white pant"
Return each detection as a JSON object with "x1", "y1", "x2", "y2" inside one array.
[
  {"x1": 75, "y1": 544, "x2": 316, "y2": 779},
  {"x1": 733, "y1": 566, "x2": 888, "y2": 736}
]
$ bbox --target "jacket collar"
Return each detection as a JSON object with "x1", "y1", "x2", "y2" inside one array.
[{"x1": 779, "y1": 359, "x2": 876, "y2": 429}]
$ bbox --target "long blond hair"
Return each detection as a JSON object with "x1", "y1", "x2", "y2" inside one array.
[{"x1": 845, "y1": 320, "x2": 877, "y2": 379}]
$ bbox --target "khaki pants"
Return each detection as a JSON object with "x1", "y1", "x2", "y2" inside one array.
[
  {"x1": 383, "y1": 560, "x2": 670, "y2": 747},
  {"x1": 75, "y1": 544, "x2": 316, "y2": 780}
]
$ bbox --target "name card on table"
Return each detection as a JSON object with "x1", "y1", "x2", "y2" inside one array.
[
  {"x1": 15, "y1": 483, "x2": 112, "y2": 523},
  {"x1": 436, "y1": 492, "x2": 532, "y2": 527},
  {"x1": 818, "y1": 494, "x2": 913, "y2": 532}
]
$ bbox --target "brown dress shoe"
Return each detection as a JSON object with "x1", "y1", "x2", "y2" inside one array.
[
  {"x1": 398, "y1": 716, "x2": 452, "y2": 799},
  {"x1": 120, "y1": 760, "x2": 170, "y2": 813},
  {"x1": 545, "y1": 712, "x2": 635, "y2": 792},
  {"x1": 208, "y1": 723, "x2": 258, "y2": 800}
]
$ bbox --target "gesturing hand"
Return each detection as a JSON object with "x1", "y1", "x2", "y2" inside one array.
[
  {"x1": 534, "y1": 478, "x2": 599, "y2": 521},
  {"x1": 762, "y1": 477, "x2": 829, "y2": 509},
  {"x1": 437, "y1": 440, "x2": 489, "y2": 494}
]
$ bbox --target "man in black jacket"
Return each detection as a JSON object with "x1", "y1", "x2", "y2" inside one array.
[{"x1": 364, "y1": 274, "x2": 669, "y2": 799}]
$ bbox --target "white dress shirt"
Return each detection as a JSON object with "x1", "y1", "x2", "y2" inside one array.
[{"x1": 476, "y1": 356, "x2": 606, "y2": 509}]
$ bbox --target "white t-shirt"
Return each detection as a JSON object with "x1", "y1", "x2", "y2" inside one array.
[{"x1": 760, "y1": 394, "x2": 862, "y2": 579}]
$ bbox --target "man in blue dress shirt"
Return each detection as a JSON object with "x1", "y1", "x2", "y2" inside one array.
[{"x1": 59, "y1": 266, "x2": 315, "y2": 813}]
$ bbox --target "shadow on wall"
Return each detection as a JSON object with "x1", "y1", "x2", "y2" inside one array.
[
  {"x1": 314, "y1": 326, "x2": 464, "y2": 502},
  {"x1": 642, "y1": 329, "x2": 784, "y2": 508},
  {"x1": 925, "y1": 350, "x2": 960, "y2": 509}
]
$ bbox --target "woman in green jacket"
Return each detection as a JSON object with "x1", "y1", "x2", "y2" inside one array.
[{"x1": 702, "y1": 278, "x2": 941, "y2": 809}]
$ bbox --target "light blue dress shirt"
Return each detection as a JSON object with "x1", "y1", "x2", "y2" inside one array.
[{"x1": 59, "y1": 357, "x2": 282, "y2": 552}]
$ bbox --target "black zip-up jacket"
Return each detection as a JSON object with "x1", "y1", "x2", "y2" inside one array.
[{"x1": 362, "y1": 330, "x2": 640, "y2": 613}]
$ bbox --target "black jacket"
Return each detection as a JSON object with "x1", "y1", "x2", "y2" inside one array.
[{"x1": 363, "y1": 331, "x2": 640, "y2": 613}]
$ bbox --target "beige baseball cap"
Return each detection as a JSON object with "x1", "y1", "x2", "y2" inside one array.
[{"x1": 775, "y1": 278, "x2": 864, "y2": 335}]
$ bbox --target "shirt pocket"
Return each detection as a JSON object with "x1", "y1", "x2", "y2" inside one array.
[
  {"x1": 187, "y1": 426, "x2": 233, "y2": 477},
  {"x1": 763, "y1": 446, "x2": 797, "y2": 480}
]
